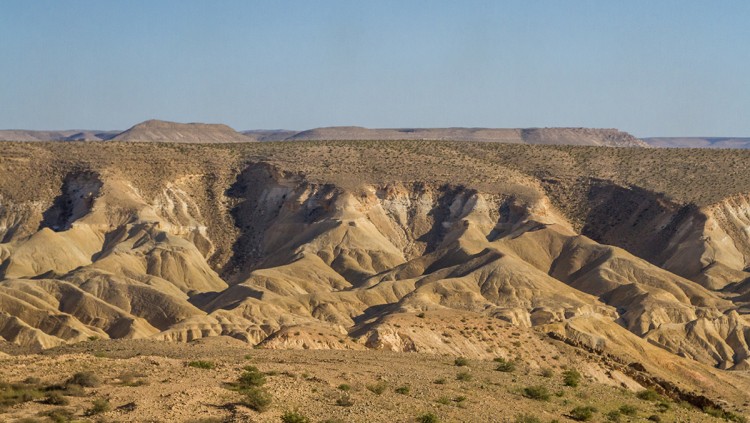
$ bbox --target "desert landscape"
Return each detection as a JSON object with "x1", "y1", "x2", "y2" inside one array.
[
  {"x1": 3, "y1": 1, "x2": 748, "y2": 421},
  {"x1": 0, "y1": 125, "x2": 749, "y2": 421}
]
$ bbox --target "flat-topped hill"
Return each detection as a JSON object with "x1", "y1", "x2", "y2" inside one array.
[{"x1": 110, "y1": 119, "x2": 254, "y2": 143}]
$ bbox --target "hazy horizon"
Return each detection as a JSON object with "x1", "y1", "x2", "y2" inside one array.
[{"x1": 2, "y1": 1, "x2": 749, "y2": 137}]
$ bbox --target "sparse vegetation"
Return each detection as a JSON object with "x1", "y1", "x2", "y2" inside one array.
[
  {"x1": 636, "y1": 388, "x2": 662, "y2": 401},
  {"x1": 366, "y1": 381, "x2": 388, "y2": 395},
  {"x1": 522, "y1": 385, "x2": 550, "y2": 401},
  {"x1": 454, "y1": 357, "x2": 469, "y2": 367},
  {"x1": 619, "y1": 404, "x2": 637, "y2": 415},
  {"x1": 562, "y1": 369, "x2": 582, "y2": 387},
  {"x1": 416, "y1": 412, "x2": 440, "y2": 423},
  {"x1": 494, "y1": 357, "x2": 516, "y2": 373},
  {"x1": 281, "y1": 410, "x2": 311, "y2": 423},
  {"x1": 238, "y1": 365, "x2": 267, "y2": 388},
  {"x1": 335, "y1": 394, "x2": 354, "y2": 407},
  {"x1": 395, "y1": 385, "x2": 410, "y2": 395},
  {"x1": 43, "y1": 391, "x2": 69, "y2": 405},
  {"x1": 514, "y1": 414, "x2": 542, "y2": 423},
  {"x1": 67, "y1": 371, "x2": 101, "y2": 388},
  {"x1": 85, "y1": 397, "x2": 111, "y2": 415},
  {"x1": 569, "y1": 405, "x2": 596, "y2": 421},
  {"x1": 187, "y1": 360, "x2": 215, "y2": 370},
  {"x1": 240, "y1": 387, "x2": 273, "y2": 412},
  {"x1": 456, "y1": 371, "x2": 472, "y2": 381}
]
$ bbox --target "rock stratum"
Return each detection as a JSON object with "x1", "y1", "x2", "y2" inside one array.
[{"x1": 2, "y1": 140, "x2": 750, "y2": 413}]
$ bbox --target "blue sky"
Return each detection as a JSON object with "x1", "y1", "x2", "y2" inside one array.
[{"x1": 1, "y1": 1, "x2": 748, "y2": 136}]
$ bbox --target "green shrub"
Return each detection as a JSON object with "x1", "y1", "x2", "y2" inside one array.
[
  {"x1": 45, "y1": 408, "x2": 75, "y2": 423},
  {"x1": 366, "y1": 381, "x2": 387, "y2": 395},
  {"x1": 67, "y1": 371, "x2": 101, "y2": 388},
  {"x1": 281, "y1": 410, "x2": 310, "y2": 423},
  {"x1": 522, "y1": 385, "x2": 550, "y2": 401},
  {"x1": 619, "y1": 404, "x2": 637, "y2": 415},
  {"x1": 494, "y1": 357, "x2": 516, "y2": 372},
  {"x1": 454, "y1": 357, "x2": 469, "y2": 367},
  {"x1": 0, "y1": 383, "x2": 44, "y2": 407},
  {"x1": 395, "y1": 385, "x2": 410, "y2": 395},
  {"x1": 85, "y1": 398, "x2": 111, "y2": 416},
  {"x1": 703, "y1": 406, "x2": 747, "y2": 423},
  {"x1": 455, "y1": 371, "x2": 472, "y2": 382},
  {"x1": 540, "y1": 368, "x2": 554, "y2": 378},
  {"x1": 63, "y1": 383, "x2": 85, "y2": 396},
  {"x1": 563, "y1": 369, "x2": 582, "y2": 387},
  {"x1": 605, "y1": 410, "x2": 621, "y2": 422},
  {"x1": 436, "y1": 396, "x2": 451, "y2": 405},
  {"x1": 44, "y1": 391, "x2": 69, "y2": 405},
  {"x1": 240, "y1": 387, "x2": 272, "y2": 412},
  {"x1": 335, "y1": 394, "x2": 354, "y2": 407},
  {"x1": 636, "y1": 388, "x2": 662, "y2": 401},
  {"x1": 416, "y1": 412, "x2": 440, "y2": 423},
  {"x1": 187, "y1": 360, "x2": 215, "y2": 370},
  {"x1": 569, "y1": 406, "x2": 596, "y2": 421},
  {"x1": 238, "y1": 366, "x2": 267, "y2": 388},
  {"x1": 337, "y1": 383, "x2": 351, "y2": 391}
]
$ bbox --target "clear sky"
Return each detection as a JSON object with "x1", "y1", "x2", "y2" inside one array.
[{"x1": 1, "y1": 1, "x2": 748, "y2": 136}]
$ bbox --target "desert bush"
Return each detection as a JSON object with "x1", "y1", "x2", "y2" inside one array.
[
  {"x1": 636, "y1": 388, "x2": 662, "y2": 401},
  {"x1": 494, "y1": 358, "x2": 516, "y2": 373},
  {"x1": 540, "y1": 368, "x2": 554, "y2": 378},
  {"x1": 85, "y1": 398, "x2": 111, "y2": 416},
  {"x1": 187, "y1": 360, "x2": 215, "y2": 370},
  {"x1": 455, "y1": 371, "x2": 472, "y2": 382},
  {"x1": 433, "y1": 378, "x2": 447, "y2": 385},
  {"x1": 522, "y1": 385, "x2": 550, "y2": 401},
  {"x1": 703, "y1": 406, "x2": 747, "y2": 422},
  {"x1": 563, "y1": 369, "x2": 582, "y2": 387},
  {"x1": 337, "y1": 383, "x2": 351, "y2": 391},
  {"x1": 335, "y1": 394, "x2": 354, "y2": 407},
  {"x1": 366, "y1": 381, "x2": 387, "y2": 395},
  {"x1": 240, "y1": 387, "x2": 272, "y2": 412},
  {"x1": 281, "y1": 410, "x2": 310, "y2": 423},
  {"x1": 454, "y1": 357, "x2": 469, "y2": 367},
  {"x1": 619, "y1": 404, "x2": 637, "y2": 415},
  {"x1": 605, "y1": 410, "x2": 621, "y2": 422},
  {"x1": 416, "y1": 412, "x2": 440, "y2": 423},
  {"x1": 0, "y1": 381, "x2": 44, "y2": 408},
  {"x1": 395, "y1": 385, "x2": 410, "y2": 395},
  {"x1": 44, "y1": 391, "x2": 69, "y2": 405},
  {"x1": 238, "y1": 366, "x2": 266, "y2": 388},
  {"x1": 45, "y1": 408, "x2": 75, "y2": 423},
  {"x1": 569, "y1": 406, "x2": 596, "y2": 421},
  {"x1": 67, "y1": 371, "x2": 101, "y2": 388},
  {"x1": 514, "y1": 414, "x2": 541, "y2": 423}
]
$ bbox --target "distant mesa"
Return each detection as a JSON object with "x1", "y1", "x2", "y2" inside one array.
[
  {"x1": 251, "y1": 126, "x2": 648, "y2": 147},
  {"x1": 0, "y1": 119, "x2": 650, "y2": 147},
  {"x1": 643, "y1": 137, "x2": 750, "y2": 149},
  {"x1": 110, "y1": 119, "x2": 254, "y2": 143}
]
